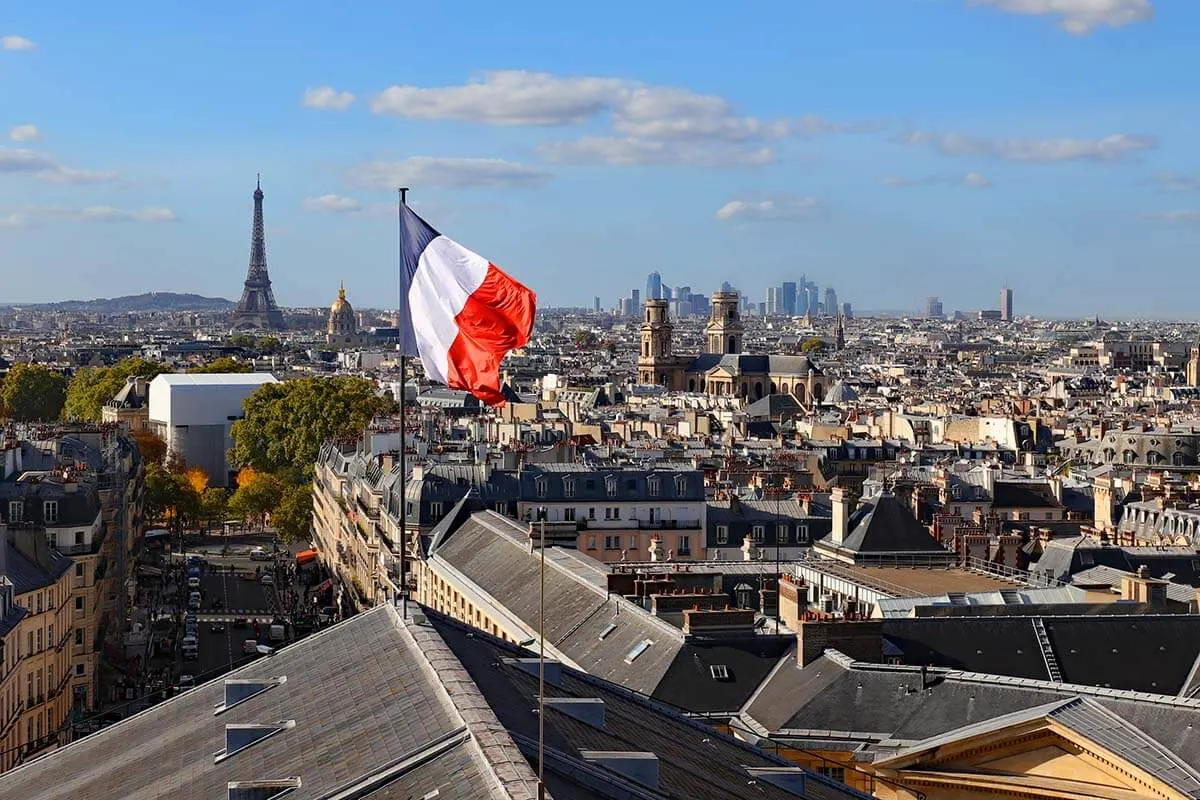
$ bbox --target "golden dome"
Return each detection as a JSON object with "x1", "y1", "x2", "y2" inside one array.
[{"x1": 330, "y1": 283, "x2": 354, "y2": 315}]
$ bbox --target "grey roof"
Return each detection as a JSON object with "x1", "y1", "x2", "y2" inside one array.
[
  {"x1": 0, "y1": 604, "x2": 536, "y2": 800},
  {"x1": 1, "y1": 534, "x2": 72, "y2": 594},
  {"x1": 743, "y1": 652, "x2": 1200, "y2": 796},
  {"x1": 823, "y1": 380, "x2": 859, "y2": 404},
  {"x1": 429, "y1": 511, "x2": 685, "y2": 696},
  {"x1": 823, "y1": 492, "x2": 949, "y2": 555},
  {"x1": 424, "y1": 610, "x2": 871, "y2": 800}
]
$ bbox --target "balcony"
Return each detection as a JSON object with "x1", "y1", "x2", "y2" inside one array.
[{"x1": 637, "y1": 519, "x2": 701, "y2": 531}]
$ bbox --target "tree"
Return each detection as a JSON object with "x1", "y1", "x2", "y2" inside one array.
[
  {"x1": 184, "y1": 466, "x2": 209, "y2": 495},
  {"x1": 228, "y1": 468, "x2": 284, "y2": 529},
  {"x1": 573, "y1": 329, "x2": 599, "y2": 349},
  {"x1": 272, "y1": 483, "x2": 313, "y2": 545},
  {"x1": 200, "y1": 488, "x2": 228, "y2": 532},
  {"x1": 1, "y1": 364, "x2": 68, "y2": 421},
  {"x1": 62, "y1": 357, "x2": 170, "y2": 421},
  {"x1": 131, "y1": 430, "x2": 168, "y2": 466},
  {"x1": 230, "y1": 377, "x2": 394, "y2": 475},
  {"x1": 188, "y1": 357, "x2": 253, "y2": 374},
  {"x1": 800, "y1": 337, "x2": 827, "y2": 354}
]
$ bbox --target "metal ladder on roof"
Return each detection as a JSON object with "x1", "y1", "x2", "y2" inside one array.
[{"x1": 1031, "y1": 617, "x2": 1062, "y2": 683}]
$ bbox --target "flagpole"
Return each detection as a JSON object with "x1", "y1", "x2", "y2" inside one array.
[
  {"x1": 398, "y1": 187, "x2": 409, "y2": 616},
  {"x1": 539, "y1": 510, "x2": 546, "y2": 800}
]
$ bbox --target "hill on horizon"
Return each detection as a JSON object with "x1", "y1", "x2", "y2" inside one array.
[{"x1": 2, "y1": 292, "x2": 236, "y2": 313}]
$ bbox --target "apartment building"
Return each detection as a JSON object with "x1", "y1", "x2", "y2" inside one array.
[
  {"x1": 0, "y1": 527, "x2": 74, "y2": 773},
  {"x1": 517, "y1": 464, "x2": 706, "y2": 561}
]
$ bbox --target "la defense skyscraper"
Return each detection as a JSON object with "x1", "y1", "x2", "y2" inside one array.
[{"x1": 233, "y1": 175, "x2": 285, "y2": 330}]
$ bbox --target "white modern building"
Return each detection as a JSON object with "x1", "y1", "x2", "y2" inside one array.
[{"x1": 148, "y1": 373, "x2": 278, "y2": 486}]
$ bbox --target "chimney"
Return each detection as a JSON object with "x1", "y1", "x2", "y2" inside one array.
[
  {"x1": 831, "y1": 487, "x2": 851, "y2": 546},
  {"x1": 411, "y1": 463, "x2": 424, "y2": 481}
]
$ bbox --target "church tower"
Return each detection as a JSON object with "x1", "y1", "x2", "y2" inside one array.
[
  {"x1": 1188, "y1": 332, "x2": 1200, "y2": 386},
  {"x1": 835, "y1": 311, "x2": 846, "y2": 351},
  {"x1": 705, "y1": 290, "x2": 743, "y2": 355},
  {"x1": 638, "y1": 299, "x2": 675, "y2": 386}
]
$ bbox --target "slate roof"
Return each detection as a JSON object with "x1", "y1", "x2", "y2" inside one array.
[
  {"x1": 0, "y1": 604, "x2": 536, "y2": 800},
  {"x1": 745, "y1": 393, "x2": 802, "y2": 420},
  {"x1": 822, "y1": 492, "x2": 949, "y2": 555},
  {"x1": 424, "y1": 610, "x2": 871, "y2": 800},
  {"x1": 992, "y1": 480, "x2": 1062, "y2": 509},
  {"x1": 1, "y1": 534, "x2": 72, "y2": 594},
  {"x1": 742, "y1": 651, "x2": 1200, "y2": 796}
]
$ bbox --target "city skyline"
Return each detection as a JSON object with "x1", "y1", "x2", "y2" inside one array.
[{"x1": 3, "y1": 2, "x2": 1200, "y2": 317}]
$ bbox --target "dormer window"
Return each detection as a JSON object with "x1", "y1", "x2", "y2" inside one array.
[
  {"x1": 44, "y1": 501, "x2": 58, "y2": 525},
  {"x1": 563, "y1": 477, "x2": 576, "y2": 498},
  {"x1": 535, "y1": 477, "x2": 548, "y2": 498},
  {"x1": 606, "y1": 476, "x2": 617, "y2": 498},
  {"x1": 675, "y1": 475, "x2": 688, "y2": 496},
  {"x1": 8, "y1": 501, "x2": 21, "y2": 523},
  {"x1": 647, "y1": 477, "x2": 660, "y2": 497}
]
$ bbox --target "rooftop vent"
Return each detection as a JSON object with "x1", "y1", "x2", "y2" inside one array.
[
  {"x1": 624, "y1": 639, "x2": 653, "y2": 664},
  {"x1": 215, "y1": 721, "x2": 296, "y2": 764},
  {"x1": 598, "y1": 623, "x2": 617, "y2": 640},
  {"x1": 227, "y1": 779, "x2": 302, "y2": 800},
  {"x1": 503, "y1": 657, "x2": 563, "y2": 687},
  {"x1": 580, "y1": 751, "x2": 659, "y2": 790},
  {"x1": 215, "y1": 677, "x2": 287, "y2": 716},
  {"x1": 544, "y1": 697, "x2": 605, "y2": 730},
  {"x1": 744, "y1": 767, "x2": 810, "y2": 794},
  {"x1": 709, "y1": 664, "x2": 730, "y2": 681}
]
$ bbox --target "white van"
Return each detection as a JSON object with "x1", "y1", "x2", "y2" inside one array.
[{"x1": 269, "y1": 624, "x2": 285, "y2": 643}]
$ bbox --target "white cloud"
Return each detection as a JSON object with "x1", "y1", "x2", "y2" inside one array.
[
  {"x1": 303, "y1": 86, "x2": 355, "y2": 111},
  {"x1": 349, "y1": 156, "x2": 550, "y2": 190},
  {"x1": 896, "y1": 130, "x2": 1154, "y2": 162},
  {"x1": 368, "y1": 70, "x2": 867, "y2": 169},
  {"x1": 715, "y1": 195, "x2": 821, "y2": 223},
  {"x1": 1150, "y1": 210, "x2": 1200, "y2": 223},
  {"x1": 882, "y1": 172, "x2": 992, "y2": 188},
  {"x1": 0, "y1": 205, "x2": 176, "y2": 230},
  {"x1": 0, "y1": 146, "x2": 120, "y2": 184},
  {"x1": 303, "y1": 194, "x2": 363, "y2": 213},
  {"x1": 539, "y1": 137, "x2": 774, "y2": 167},
  {"x1": 1, "y1": 35, "x2": 35, "y2": 51},
  {"x1": 8, "y1": 125, "x2": 41, "y2": 142},
  {"x1": 969, "y1": 0, "x2": 1152, "y2": 34},
  {"x1": 1155, "y1": 173, "x2": 1200, "y2": 192},
  {"x1": 371, "y1": 71, "x2": 627, "y2": 125}
]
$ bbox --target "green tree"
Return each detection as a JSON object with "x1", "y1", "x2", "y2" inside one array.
[
  {"x1": 272, "y1": 483, "x2": 313, "y2": 545},
  {"x1": 188, "y1": 356, "x2": 253, "y2": 374},
  {"x1": 800, "y1": 337, "x2": 827, "y2": 354},
  {"x1": 62, "y1": 357, "x2": 170, "y2": 421},
  {"x1": 1, "y1": 364, "x2": 68, "y2": 421},
  {"x1": 230, "y1": 377, "x2": 394, "y2": 475},
  {"x1": 200, "y1": 488, "x2": 228, "y2": 532},
  {"x1": 257, "y1": 336, "x2": 282, "y2": 355},
  {"x1": 228, "y1": 469, "x2": 284, "y2": 529},
  {"x1": 131, "y1": 430, "x2": 168, "y2": 466}
]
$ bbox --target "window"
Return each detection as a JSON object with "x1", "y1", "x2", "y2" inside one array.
[
  {"x1": 716, "y1": 525, "x2": 728, "y2": 545},
  {"x1": 429, "y1": 502, "x2": 443, "y2": 519},
  {"x1": 675, "y1": 475, "x2": 688, "y2": 495},
  {"x1": 564, "y1": 508, "x2": 576, "y2": 522},
  {"x1": 35, "y1": 629, "x2": 42, "y2": 652},
  {"x1": 74, "y1": 664, "x2": 84, "y2": 676},
  {"x1": 752, "y1": 525, "x2": 765, "y2": 544},
  {"x1": 709, "y1": 664, "x2": 730, "y2": 680},
  {"x1": 604, "y1": 536, "x2": 621, "y2": 550},
  {"x1": 74, "y1": 531, "x2": 84, "y2": 545},
  {"x1": 74, "y1": 629, "x2": 83, "y2": 646},
  {"x1": 75, "y1": 563, "x2": 84, "y2": 578},
  {"x1": 599, "y1": 623, "x2": 617, "y2": 640},
  {"x1": 797, "y1": 524, "x2": 809, "y2": 543},
  {"x1": 647, "y1": 477, "x2": 660, "y2": 497},
  {"x1": 7, "y1": 501, "x2": 20, "y2": 523},
  {"x1": 588, "y1": 507, "x2": 596, "y2": 520},
  {"x1": 44, "y1": 501, "x2": 58, "y2": 525},
  {"x1": 777, "y1": 524, "x2": 790, "y2": 544},
  {"x1": 606, "y1": 476, "x2": 617, "y2": 498},
  {"x1": 75, "y1": 596, "x2": 84, "y2": 612},
  {"x1": 677, "y1": 535, "x2": 691, "y2": 556},
  {"x1": 625, "y1": 639, "x2": 653, "y2": 664},
  {"x1": 816, "y1": 766, "x2": 846, "y2": 783},
  {"x1": 535, "y1": 478, "x2": 548, "y2": 498},
  {"x1": 563, "y1": 478, "x2": 576, "y2": 499}
]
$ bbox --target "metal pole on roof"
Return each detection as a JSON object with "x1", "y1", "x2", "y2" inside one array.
[
  {"x1": 538, "y1": 509, "x2": 546, "y2": 799},
  {"x1": 398, "y1": 187, "x2": 409, "y2": 617}
]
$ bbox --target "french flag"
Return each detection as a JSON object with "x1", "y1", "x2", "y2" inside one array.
[{"x1": 398, "y1": 202, "x2": 536, "y2": 406}]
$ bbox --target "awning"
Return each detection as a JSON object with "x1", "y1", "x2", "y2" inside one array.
[
  {"x1": 315, "y1": 578, "x2": 333, "y2": 593},
  {"x1": 295, "y1": 549, "x2": 318, "y2": 563}
]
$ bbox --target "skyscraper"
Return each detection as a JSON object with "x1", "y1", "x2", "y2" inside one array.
[
  {"x1": 234, "y1": 175, "x2": 284, "y2": 330},
  {"x1": 824, "y1": 287, "x2": 838, "y2": 318},
  {"x1": 646, "y1": 272, "x2": 663, "y2": 301},
  {"x1": 781, "y1": 281, "x2": 798, "y2": 316},
  {"x1": 766, "y1": 287, "x2": 780, "y2": 315},
  {"x1": 927, "y1": 297, "x2": 944, "y2": 318},
  {"x1": 1000, "y1": 287, "x2": 1014, "y2": 321},
  {"x1": 806, "y1": 285, "x2": 820, "y2": 316}
]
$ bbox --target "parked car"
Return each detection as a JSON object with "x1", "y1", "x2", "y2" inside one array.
[
  {"x1": 209, "y1": 622, "x2": 225, "y2": 633},
  {"x1": 187, "y1": 577, "x2": 201, "y2": 590},
  {"x1": 178, "y1": 675, "x2": 195, "y2": 690},
  {"x1": 260, "y1": 573, "x2": 274, "y2": 586},
  {"x1": 249, "y1": 548, "x2": 272, "y2": 561},
  {"x1": 187, "y1": 592, "x2": 201, "y2": 610}
]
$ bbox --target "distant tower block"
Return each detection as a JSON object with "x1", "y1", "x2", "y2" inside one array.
[
  {"x1": 1000, "y1": 287, "x2": 1014, "y2": 322},
  {"x1": 233, "y1": 175, "x2": 285, "y2": 330},
  {"x1": 706, "y1": 291, "x2": 743, "y2": 355}
]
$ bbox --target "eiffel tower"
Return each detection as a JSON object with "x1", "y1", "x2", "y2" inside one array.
[{"x1": 233, "y1": 175, "x2": 284, "y2": 329}]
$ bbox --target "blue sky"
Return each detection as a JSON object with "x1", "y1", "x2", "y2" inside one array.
[{"x1": 1, "y1": 0, "x2": 1197, "y2": 317}]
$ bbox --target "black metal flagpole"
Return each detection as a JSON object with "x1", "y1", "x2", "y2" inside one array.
[{"x1": 398, "y1": 187, "x2": 409, "y2": 615}]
